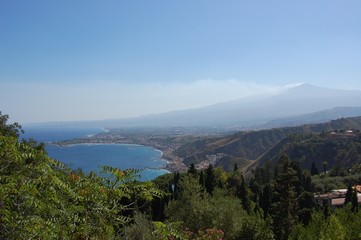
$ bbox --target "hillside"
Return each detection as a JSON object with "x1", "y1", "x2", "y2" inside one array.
[
  {"x1": 253, "y1": 130, "x2": 361, "y2": 173},
  {"x1": 175, "y1": 116, "x2": 361, "y2": 171},
  {"x1": 259, "y1": 106, "x2": 361, "y2": 128}
]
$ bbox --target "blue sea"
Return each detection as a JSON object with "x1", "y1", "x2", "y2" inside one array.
[{"x1": 22, "y1": 127, "x2": 169, "y2": 181}]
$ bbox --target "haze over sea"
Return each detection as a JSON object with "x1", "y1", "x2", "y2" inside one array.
[{"x1": 23, "y1": 127, "x2": 169, "y2": 181}]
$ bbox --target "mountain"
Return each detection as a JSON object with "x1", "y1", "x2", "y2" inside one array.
[
  {"x1": 174, "y1": 116, "x2": 361, "y2": 171},
  {"x1": 104, "y1": 84, "x2": 361, "y2": 129},
  {"x1": 259, "y1": 106, "x2": 361, "y2": 129},
  {"x1": 27, "y1": 83, "x2": 361, "y2": 130}
]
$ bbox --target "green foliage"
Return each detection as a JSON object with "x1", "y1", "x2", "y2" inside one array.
[
  {"x1": 164, "y1": 174, "x2": 274, "y2": 239},
  {"x1": 312, "y1": 174, "x2": 361, "y2": 193},
  {"x1": 205, "y1": 164, "x2": 216, "y2": 195},
  {"x1": 0, "y1": 111, "x2": 23, "y2": 138},
  {"x1": 4, "y1": 112, "x2": 361, "y2": 239},
  {"x1": 151, "y1": 222, "x2": 225, "y2": 240},
  {"x1": 290, "y1": 207, "x2": 361, "y2": 240},
  {"x1": 166, "y1": 176, "x2": 244, "y2": 239},
  {"x1": 351, "y1": 189, "x2": 358, "y2": 212},
  {"x1": 236, "y1": 216, "x2": 274, "y2": 240},
  {"x1": 151, "y1": 221, "x2": 191, "y2": 240},
  {"x1": 289, "y1": 211, "x2": 324, "y2": 240},
  {"x1": 311, "y1": 161, "x2": 319, "y2": 175},
  {"x1": 177, "y1": 117, "x2": 361, "y2": 171},
  {"x1": 259, "y1": 184, "x2": 272, "y2": 219},
  {"x1": 344, "y1": 183, "x2": 353, "y2": 205},
  {"x1": 122, "y1": 212, "x2": 154, "y2": 240},
  {"x1": 0, "y1": 117, "x2": 164, "y2": 239},
  {"x1": 238, "y1": 174, "x2": 251, "y2": 213},
  {"x1": 320, "y1": 215, "x2": 346, "y2": 240},
  {"x1": 271, "y1": 155, "x2": 299, "y2": 240},
  {"x1": 188, "y1": 163, "x2": 197, "y2": 177}
]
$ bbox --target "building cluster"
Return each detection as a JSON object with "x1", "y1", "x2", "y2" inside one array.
[{"x1": 316, "y1": 185, "x2": 361, "y2": 207}]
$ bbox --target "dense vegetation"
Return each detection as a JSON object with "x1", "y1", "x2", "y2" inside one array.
[
  {"x1": 2, "y1": 112, "x2": 361, "y2": 239},
  {"x1": 0, "y1": 112, "x2": 164, "y2": 239}
]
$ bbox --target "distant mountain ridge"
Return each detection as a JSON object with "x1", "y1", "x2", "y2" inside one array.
[
  {"x1": 27, "y1": 83, "x2": 361, "y2": 130},
  {"x1": 260, "y1": 106, "x2": 361, "y2": 129},
  {"x1": 106, "y1": 84, "x2": 361, "y2": 129}
]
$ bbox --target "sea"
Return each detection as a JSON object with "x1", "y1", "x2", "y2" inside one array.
[{"x1": 22, "y1": 127, "x2": 169, "y2": 181}]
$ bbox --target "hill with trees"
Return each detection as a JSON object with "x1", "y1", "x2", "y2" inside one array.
[{"x1": 175, "y1": 116, "x2": 361, "y2": 172}]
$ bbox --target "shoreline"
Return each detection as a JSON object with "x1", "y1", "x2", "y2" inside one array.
[{"x1": 49, "y1": 139, "x2": 187, "y2": 173}]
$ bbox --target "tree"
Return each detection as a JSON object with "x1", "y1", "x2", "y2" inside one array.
[
  {"x1": 322, "y1": 161, "x2": 328, "y2": 175},
  {"x1": 237, "y1": 174, "x2": 251, "y2": 214},
  {"x1": 351, "y1": 189, "x2": 358, "y2": 212},
  {"x1": 259, "y1": 184, "x2": 272, "y2": 219},
  {"x1": 166, "y1": 176, "x2": 248, "y2": 239},
  {"x1": 205, "y1": 164, "x2": 216, "y2": 195},
  {"x1": 271, "y1": 155, "x2": 299, "y2": 240},
  {"x1": 298, "y1": 191, "x2": 314, "y2": 225},
  {"x1": 311, "y1": 161, "x2": 319, "y2": 176},
  {"x1": 188, "y1": 163, "x2": 197, "y2": 176},
  {"x1": 227, "y1": 170, "x2": 241, "y2": 196},
  {"x1": 199, "y1": 170, "x2": 205, "y2": 190},
  {"x1": 172, "y1": 172, "x2": 181, "y2": 200},
  {"x1": 344, "y1": 183, "x2": 353, "y2": 206},
  {"x1": 0, "y1": 111, "x2": 23, "y2": 138},
  {"x1": 323, "y1": 202, "x2": 330, "y2": 219},
  {"x1": 320, "y1": 215, "x2": 345, "y2": 240}
]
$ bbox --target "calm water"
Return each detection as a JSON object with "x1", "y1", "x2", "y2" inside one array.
[
  {"x1": 23, "y1": 127, "x2": 169, "y2": 181},
  {"x1": 22, "y1": 127, "x2": 103, "y2": 143}
]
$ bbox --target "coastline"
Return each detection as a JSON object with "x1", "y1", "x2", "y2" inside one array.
[{"x1": 49, "y1": 138, "x2": 188, "y2": 173}]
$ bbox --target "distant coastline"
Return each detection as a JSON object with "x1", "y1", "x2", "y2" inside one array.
[
  {"x1": 52, "y1": 132, "x2": 188, "y2": 173},
  {"x1": 50, "y1": 142, "x2": 170, "y2": 170},
  {"x1": 46, "y1": 142, "x2": 172, "y2": 181}
]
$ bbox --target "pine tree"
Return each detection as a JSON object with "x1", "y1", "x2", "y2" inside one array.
[
  {"x1": 311, "y1": 161, "x2": 319, "y2": 176},
  {"x1": 172, "y1": 172, "x2": 181, "y2": 200},
  {"x1": 298, "y1": 173, "x2": 314, "y2": 225},
  {"x1": 205, "y1": 164, "x2": 216, "y2": 195},
  {"x1": 259, "y1": 184, "x2": 272, "y2": 219},
  {"x1": 351, "y1": 189, "x2": 358, "y2": 212},
  {"x1": 344, "y1": 183, "x2": 353, "y2": 206},
  {"x1": 237, "y1": 174, "x2": 251, "y2": 214},
  {"x1": 323, "y1": 201, "x2": 330, "y2": 219},
  {"x1": 271, "y1": 155, "x2": 299, "y2": 240},
  {"x1": 199, "y1": 170, "x2": 205, "y2": 189},
  {"x1": 188, "y1": 163, "x2": 197, "y2": 176},
  {"x1": 322, "y1": 161, "x2": 328, "y2": 175}
]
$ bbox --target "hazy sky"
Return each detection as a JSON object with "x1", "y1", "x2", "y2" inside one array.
[{"x1": 1, "y1": 1, "x2": 360, "y2": 123}]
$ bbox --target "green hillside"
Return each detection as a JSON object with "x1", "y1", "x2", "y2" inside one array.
[
  {"x1": 175, "y1": 116, "x2": 361, "y2": 171},
  {"x1": 255, "y1": 131, "x2": 361, "y2": 174}
]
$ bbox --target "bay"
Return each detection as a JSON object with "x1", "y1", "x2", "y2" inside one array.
[
  {"x1": 22, "y1": 126, "x2": 104, "y2": 143},
  {"x1": 23, "y1": 127, "x2": 169, "y2": 181}
]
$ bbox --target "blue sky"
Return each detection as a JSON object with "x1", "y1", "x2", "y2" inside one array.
[{"x1": 1, "y1": 1, "x2": 361, "y2": 123}]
